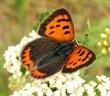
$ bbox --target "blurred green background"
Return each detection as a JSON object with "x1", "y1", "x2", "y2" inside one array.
[{"x1": 0, "y1": 0, "x2": 110, "y2": 95}]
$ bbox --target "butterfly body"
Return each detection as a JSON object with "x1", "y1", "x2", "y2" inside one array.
[
  {"x1": 21, "y1": 8, "x2": 96, "y2": 78},
  {"x1": 38, "y1": 42, "x2": 73, "y2": 67}
]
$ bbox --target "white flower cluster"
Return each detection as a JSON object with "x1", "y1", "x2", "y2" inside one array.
[
  {"x1": 98, "y1": 28, "x2": 110, "y2": 54},
  {"x1": 4, "y1": 30, "x2": 110, "y2": 96},
  {"x1": 4, "y1": 30, "x2": 40, "y2": 78},
  {"x1": 10, "y1": 73, "x2": 110, "y2": 96},
  {"x1": 10, "y1": 71, "x2": 85, "y2": 96},
  {"x1": 97, "y1": 75, "x2": 110, "y2": 96}
]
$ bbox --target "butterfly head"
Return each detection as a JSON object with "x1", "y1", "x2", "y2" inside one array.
[{"x1": 72, "y1": 40, "x2": 78, "y2": 48}]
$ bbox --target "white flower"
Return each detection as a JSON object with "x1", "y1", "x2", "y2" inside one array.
[
  {"x1": 35, "y1": 87, "x2": 43, "y2": 96},
  {"x1": 97, "y1": 84, "x2": 107, "y2": 96},
  {"x1": 96, "y1": 75, "x2": 110, "y2": 83},
  {"x1": 89, "y1": 81, "x2": 97, "y2": 87},
  {"x1": 4, "y1": 30, "x2": 39, "y2": 78},
  {"x1": 55, "y1": 80, "x2": 63, "y2": 88},
  {"x1": 75, "y1": 76, "x2": 85, "y2": 86},
  {"x1": 106, "y1": 90, "x2": 110, "y2": 96},
  {"x1": 76, "y1": 87, "x2": 84, "y2": 96},
  {"x1": 46, "y1": 88, "x2": 53, "y2": 96},
  {"x1": 10, "y1": 90, "x2": 28, "y2": 96},
  {"x1": 23, "y1": 83, "x2": 31, "y2": 90},
  {"x1": 13, "y1": 71, "x2": 22, "y2": 78},
  {"x1": 67, "y1": 80, "x2": 78, "y2": 93},
  {"x1": 29, "y1": 30, "x2": 41, "y2": 39},
  {"x1": 84, "y1": 84, "x2": 96, "y2": 96},
  {"x1": 54, "y1": 90, "x2": 61, "y2": 96},
  {"x1": 96, "y1": 75, "x2": 110, "y2": 96}
]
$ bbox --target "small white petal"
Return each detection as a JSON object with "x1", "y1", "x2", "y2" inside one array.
[{"x1": 54, "y1": 90, "x2": 60, "y2": 96}]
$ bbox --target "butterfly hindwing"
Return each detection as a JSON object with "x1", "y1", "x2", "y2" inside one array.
[
  {"x1": 30, "y1": 56, "x2": 67, "y2": 78},
  {"x1": 38, "y1": 8, "x2": 75, "y2": 42},
  {"x1": 62, "y1": 46, "x2": 96, "y2": 73}
]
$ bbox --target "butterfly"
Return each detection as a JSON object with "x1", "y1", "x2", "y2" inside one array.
[{"x1": 21, "y1": 8, "x2": 96, "y2": 78}]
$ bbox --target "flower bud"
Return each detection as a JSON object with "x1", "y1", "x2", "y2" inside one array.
[
  {"x1": 101, "y1": 48, "x2": 107, "y2": 54},
  {"x1": 105, "y1": 28, "x2": 110, "y2": 35},
  {"x1": 101, "y1": 33, "x2": 107, "y2": 39}
]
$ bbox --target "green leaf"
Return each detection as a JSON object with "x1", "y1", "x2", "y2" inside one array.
[{"x1": 20, "y1": 66, "x2": 27, "y2": 76}]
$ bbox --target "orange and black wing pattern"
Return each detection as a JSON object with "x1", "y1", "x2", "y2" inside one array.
[
  {"x1": 21, "y1": 8, "x2": 96, "y2": 79},
  {"x1": 38, "y1": 8, "x2": 75, "y2": 42},
  {"x1": 62, "y1": 46, "x2": 96, "y2": 73}
]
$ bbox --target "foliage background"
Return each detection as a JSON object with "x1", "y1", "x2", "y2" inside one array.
[{"x1": 0, "y1": 0, "x2": 110, "y2": 95}]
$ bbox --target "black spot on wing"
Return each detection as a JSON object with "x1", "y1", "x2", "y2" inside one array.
[
  {"x1": 49, "y1": 31, "x2": 55, "y2": 34},
  {"x1": 68, "y1": 61, "x2": 73, "y2": 65},
  {"x1": 78, "y1": 58, "x2": 81, "y2": 61},
  {"x1": 63, "y1": 25, "x2": 69, "y2": 30},
  {"x1": 82, "y1": 51, "x2": 91, "y2": 61},
  {"x1": 56, "y1": 24, "x2": 60, "y2": 27},
  {"x1": 79, "y1": 51, "x2": 85, "y2": 56},
  {"x1": 57, "y1": 19, "x2": 70, "y2": 22},
  {"x1": 50, "y1": 26, "x2": 54, "y2": 29},
  {"x1": 73, "y1": 62, "x2": 76, "y2": 65},
  {"x1": 64, "y1": 31, "x2": 70, "y2": 34},
  {"x1": 57, "y1": 19, "x2": 61, "y2": 22},
  {"x1": 61, "y1": 19, "x2": 65, "y2": 21},
  {"x1": 66, "y1": 19, "x2": 70, "y2": 22},
  {"x1": 77, "y1": 49, "x2": 81, "y2": 54}
]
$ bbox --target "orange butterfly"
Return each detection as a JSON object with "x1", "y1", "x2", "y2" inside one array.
[{"x1": 21, "y1": 8, "x2": 96, "y2": 78}]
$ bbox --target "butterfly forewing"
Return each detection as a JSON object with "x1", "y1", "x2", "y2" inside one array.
[
  {"x1": 62, "y1": 46, "x2": 96, "y2": 73},
  {"x1": 38, "y1": 8, "x2": 75, "y2": 42},
  {"x1": 21, "y1": 38, "x2": 59, "y2": 70}
]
